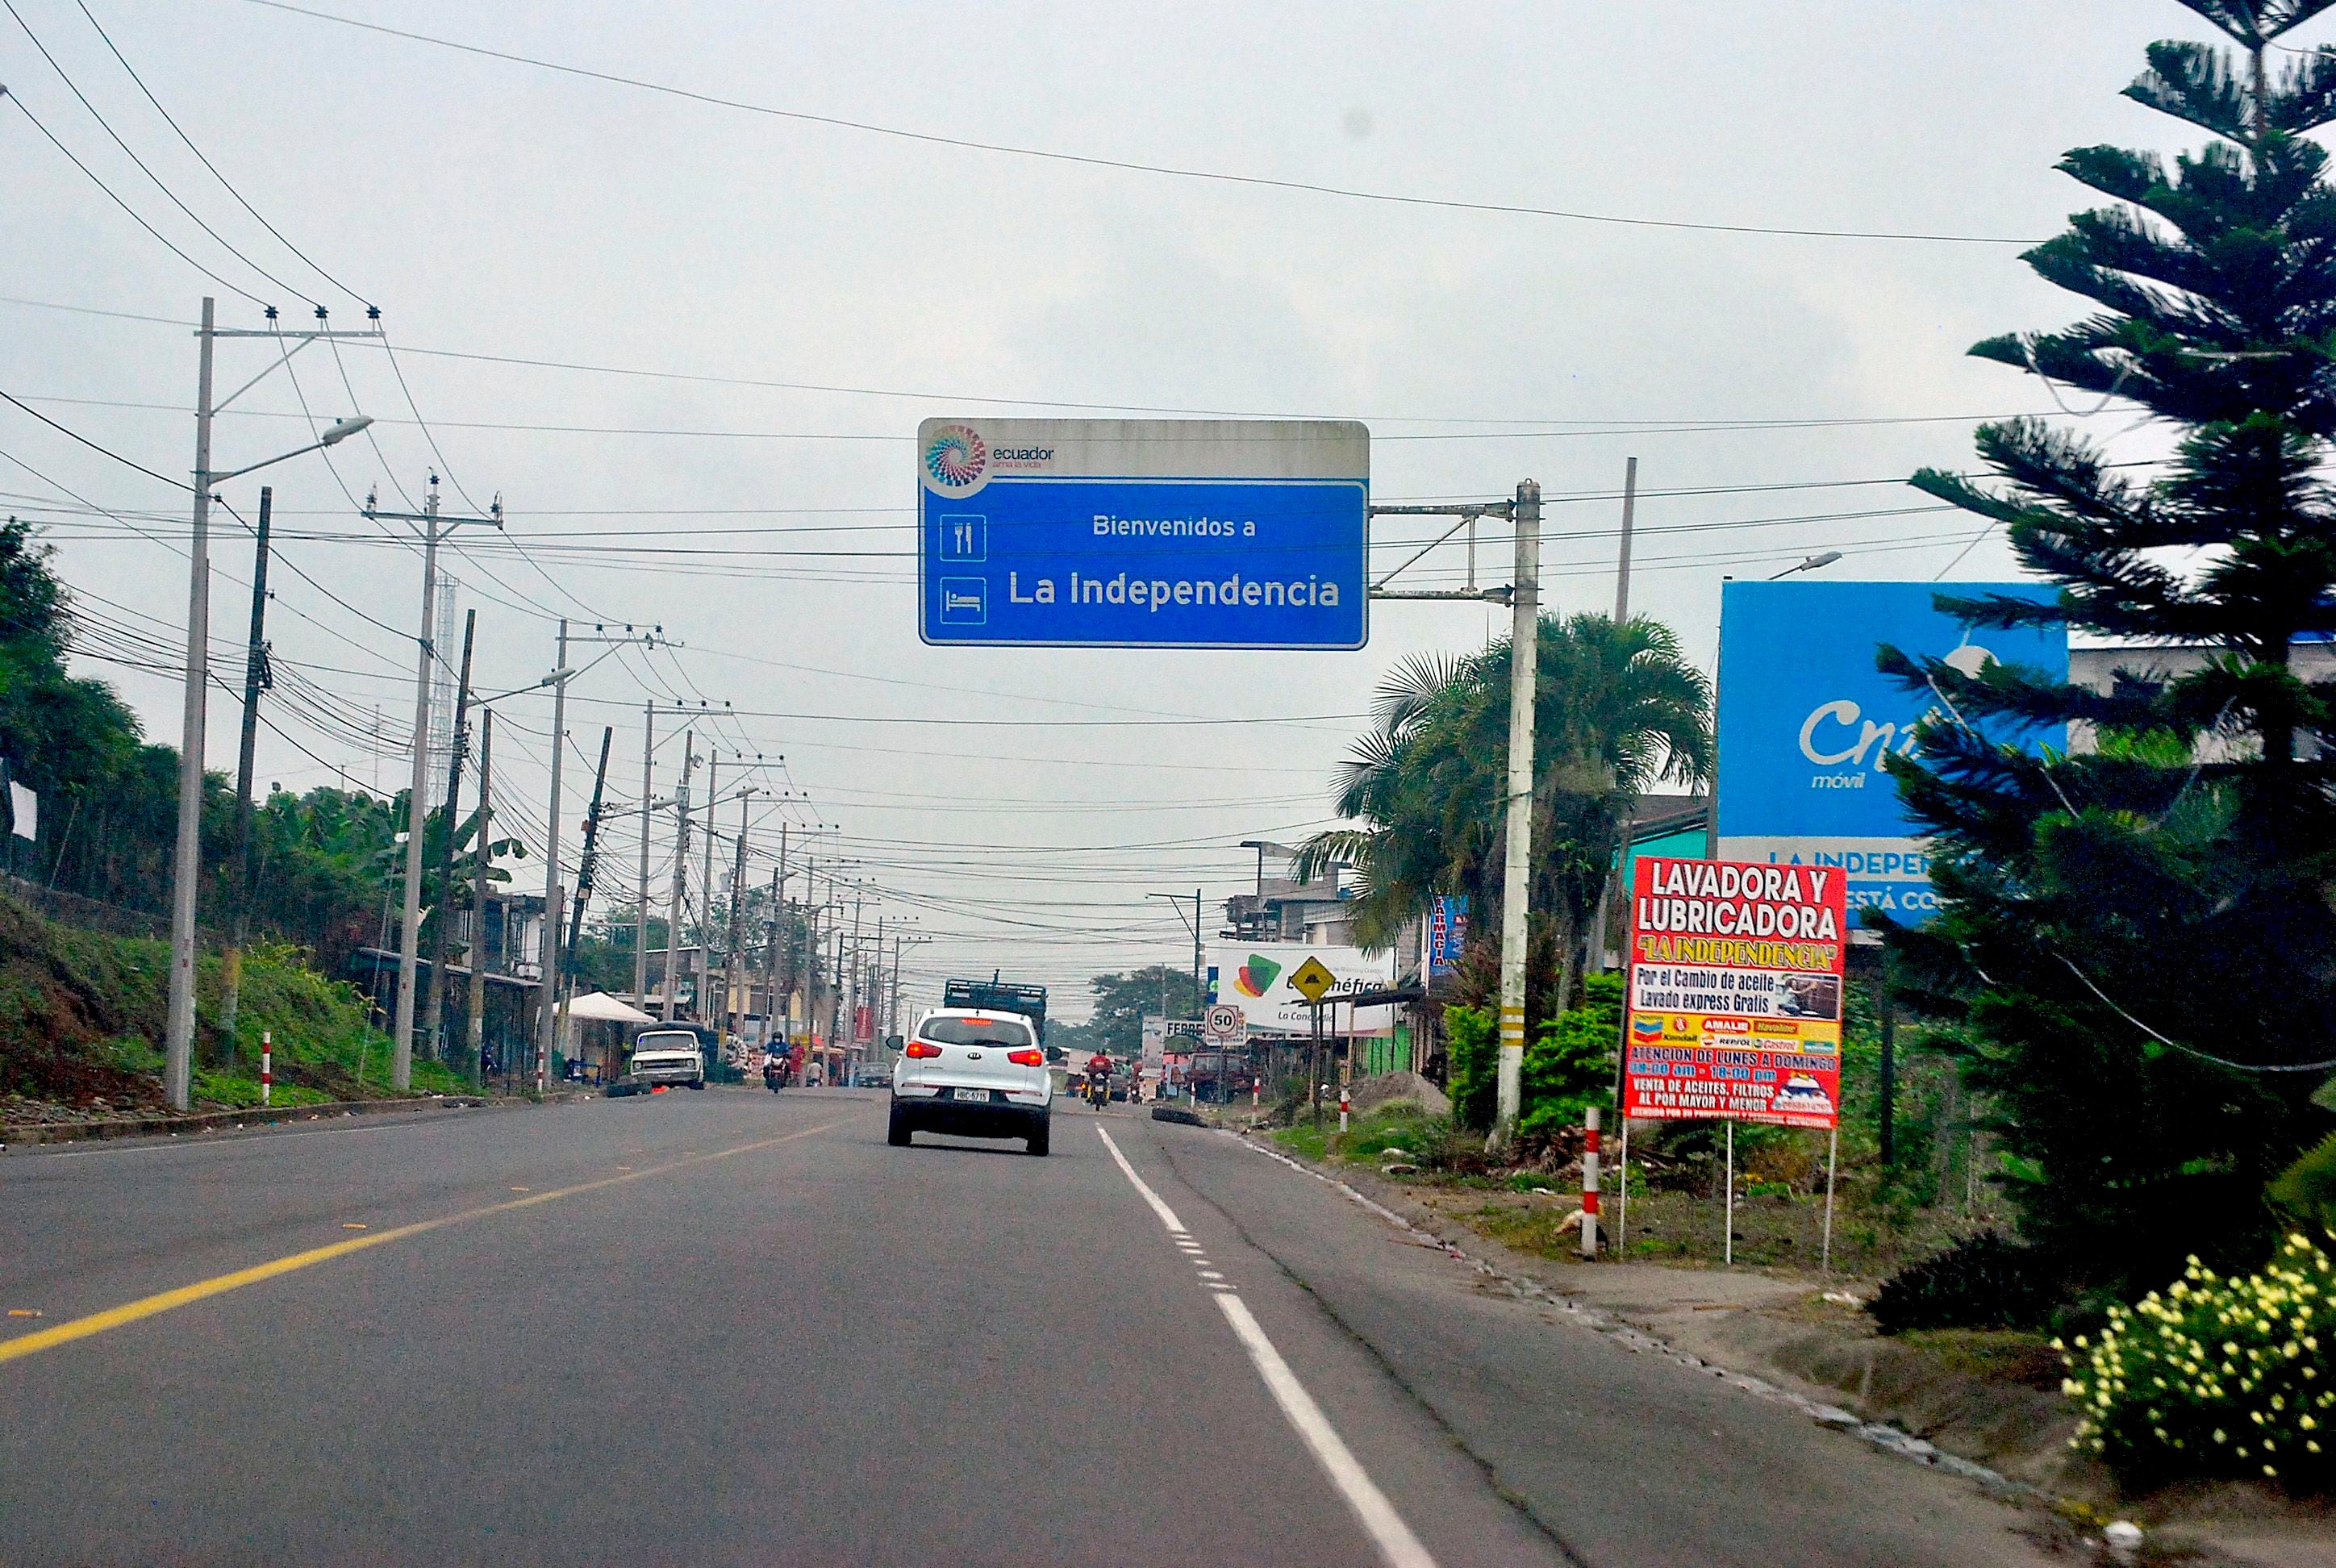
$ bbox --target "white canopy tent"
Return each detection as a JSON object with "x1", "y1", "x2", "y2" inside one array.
[
  {"x1": 558, "y1": 991, "x2": 659, "y2": 1081},
  {"x1": 563, "y1": 991, "x2": 657, "y2": 1025}
]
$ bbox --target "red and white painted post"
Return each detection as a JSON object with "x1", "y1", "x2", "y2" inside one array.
[
  {"x1": 1338, "y1": 1083, "x2": 1350, "y2": 1133},
  {"x1": 1580, "y1": 1106, "x2": 1601, "y2": 1257},
  {"x1": 260, "y1": 1030, "x2": 272, "y2": 1106},
  {"x1": 535, "y1": 1038, "x2": 547, "y2": 1099}
]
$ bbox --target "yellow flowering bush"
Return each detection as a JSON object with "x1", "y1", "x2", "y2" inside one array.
[{"x1": 2062, "y1": 1232, "x2": 2336, "y2": 1491}]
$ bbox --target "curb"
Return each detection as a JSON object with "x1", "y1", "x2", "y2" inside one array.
[{"x1": 0, "y1": 1092, "x2": 560, "y2": 1148}]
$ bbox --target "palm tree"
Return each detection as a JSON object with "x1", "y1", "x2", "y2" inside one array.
[{"x1": 1299, "y1": 613, "x2": 1710, "y2": 1020}]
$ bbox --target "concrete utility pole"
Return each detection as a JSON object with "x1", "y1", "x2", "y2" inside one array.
[
  {"x1": 164, "y1": 297, "x2": 218, "y2": 1113},
  {"x1": 219, "y1": 484, "x2": 274, "y2": 1069},
  {"x1": 699, "y1": 754, "x2": 718, "y2": 1024},
  {"x1": 888, "y1": 928, "x2": 905, "y2": 1037},
  {"x1": 1614, "y1": 457, "x2": 1638, "y2": 621},
  {"x1": 465, "y1": 708, "x2": 492, "y2": 1082},
  {"x1": 724, "y1": 789, "x2": 752, "y2": 1045},
  {"x1": 1493, "y1": 480, "x2": 1541, "y2": 1143},
  {"x1": 850, "y1": 886, "x2": 866, "y2": 1049},
  {"x1": 1192, "y1": 887, "x2": 1203, "y2": 1009},
  {"x1": 765, "y1": 823, "x2": 786, "y2": 1044},
  {"x1": 533, "y1": 618, "x2": 569, "y2": 1082},
  {"x1": 1364, "y1": 483, "x2": 1546, "y2": 1136},
  {"x1": 827, "y1": 891, "x2": 846, "y2": 1059},
  {"x1": 553, "y1": 728, "x2": 616, "y2": 1079},
  {"x1": 855, "y1": 914, "x2": 878, "y2": 1064},
  {"x1": 662, "y1": 733, "x2": 696, "y2": 1021},
  {"x1": 373, "y1": 477, "x2": 502, "y2": 1091},
  {"x1": 635, "y1": 701, "x2": 653, "y2": 1008},
  {"x1": 165, "y1": 299, "x2": 378, "y2": 1110},
  {"x1": 762, "y1": 865, "x2": 783, "y2": 1045},
  {"x1": 420, "y1": 610, "x2": 479, "y2": 1059}
]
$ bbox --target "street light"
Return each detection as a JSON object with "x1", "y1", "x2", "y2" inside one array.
[
  {"x1": 164, "y1": 298, "x2": 378, "y2": 1110},
  {"x1": 206, "y1": 415, "x2": 373, "y2": 482},
  {"x1": 1770, "y1": 551, "x2": 1843, "y2": 580}
]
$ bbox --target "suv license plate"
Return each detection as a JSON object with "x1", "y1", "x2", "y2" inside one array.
[{"x1": 952, "y1": 1087, "x2": 991, "y2": 1103}]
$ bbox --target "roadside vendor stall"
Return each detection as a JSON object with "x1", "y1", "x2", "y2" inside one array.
[{"x1": 559, "y1": 990, "x2": 657, "y2": 1082}]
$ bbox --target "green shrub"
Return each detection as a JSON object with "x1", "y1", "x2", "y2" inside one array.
[
  {"x1": 2271, "y1": 1132, "x2": 2336, "y2": 1235},
  {"x1": 2063, "y1": 1232, "x2": 2336, "y2": 1491},
  {"x1": 1328, "y1": 1103, "x2": 1438, "y2": 1162},
  {"x1": 1518, "y1": 973, "x2": 1619, "y2": 1141},
  {"x1": 1871, "y1": 1231, "x2": 2060, "y2": 1334},
  {"x1": 1445, "y1": 1004, "x2": 1497, "y2": 1132}
]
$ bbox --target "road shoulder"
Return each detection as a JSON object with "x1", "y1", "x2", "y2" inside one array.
[{"x1": 1129, "y1": 1116, "x2": 2078, "y2": 1567}]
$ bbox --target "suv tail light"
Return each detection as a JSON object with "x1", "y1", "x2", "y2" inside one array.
[
  {"x1": 904, "y1": 1040, "x2": 943, "y2": 1058},
  {"x1": 1006, "y1": 1048, "x2": 1044, "y2": 1066}
]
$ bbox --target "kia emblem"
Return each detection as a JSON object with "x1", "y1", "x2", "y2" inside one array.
[{"x1": 968, "y1": 1050, "x2": 984, "y2": 1061}]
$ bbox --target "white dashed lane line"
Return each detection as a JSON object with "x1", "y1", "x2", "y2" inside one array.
[{"x1": 1095, "y1": 1125, "x2": 1437, "y2": 1568}]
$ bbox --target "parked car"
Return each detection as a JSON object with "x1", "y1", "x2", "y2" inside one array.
[
  {"x1": 627, "y1": 1029, "x2": 707, "y2": 1090},
  {"x1": 861, "y1": 1068, "x2": 892, "y2": 1091},
  {"x1": 888, "y1": 1007, "x2": 1052, "y2": 1155}
]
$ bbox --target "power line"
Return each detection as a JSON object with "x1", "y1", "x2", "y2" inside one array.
[
  {"x1": 559, "y1": 691, "x2": 1364, "y2": 730},
  {"x1": 0, "y1": 386, "x2": 190, "y2": 490},
  {"x1": 240, "y1": 0, "x2": 2034, "y2": 247},
  {"x1": 70, "y1": 0, "x2": 370, "y2": 305},
  {"x1": 6, "y1": 388, "x2": 2047, "y2": 444},
  {"x1": 3, "y1": 0, "x2": 317, "y2": 303},
  {"x1": 0, "y1": 88, "x2": 266, "y2": 307},
  {"x1": 0, "y1": 293, "x2": 183, "y2": 325}
]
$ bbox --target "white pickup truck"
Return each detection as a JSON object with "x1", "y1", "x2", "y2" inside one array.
[{"x1": 627, "y1": 1029, "x2": 707, "y2": 1090}]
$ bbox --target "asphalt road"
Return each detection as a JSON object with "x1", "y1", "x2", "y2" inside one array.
[{"x1": 0, "y1": 1089, "x2": 2059, "y2": 1566}]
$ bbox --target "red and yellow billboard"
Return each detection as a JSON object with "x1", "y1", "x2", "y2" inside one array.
[{"x1": 1621, "y1": 857, "x2": 1846, "y2": 1130}]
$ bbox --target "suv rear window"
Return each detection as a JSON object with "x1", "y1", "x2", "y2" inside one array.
[{"x1": 919, "y1": 1016, "x2": 1032, "y2": 1049}]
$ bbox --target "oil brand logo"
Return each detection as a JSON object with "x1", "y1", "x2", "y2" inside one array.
[
  {"x1": 1233, "y1": 954, "x2": 1283, "y2": 998},
  {"x1": 924, "y1": 424, "x2": 987, "y2": 488}
]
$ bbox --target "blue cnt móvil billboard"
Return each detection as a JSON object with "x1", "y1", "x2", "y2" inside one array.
[{"x1": 1715, "y1": 580, "x2": 2067, "y2": 924}]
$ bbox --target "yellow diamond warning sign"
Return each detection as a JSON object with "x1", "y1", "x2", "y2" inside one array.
[{"x1": 1288, "y1": 956, "x2": 1337, "y2": 1005}]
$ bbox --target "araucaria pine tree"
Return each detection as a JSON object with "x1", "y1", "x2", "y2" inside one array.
[{"x1": 1885, "y1": 0, "x2": 2336, "y2": 1299}]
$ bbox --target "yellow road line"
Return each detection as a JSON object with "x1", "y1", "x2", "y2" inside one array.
[{"x1": 0, "y1": 1120, "x2": 841, "y2": 1368}]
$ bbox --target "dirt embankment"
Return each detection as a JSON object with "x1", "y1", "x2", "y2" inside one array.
[
  {"x1": 0, "y1": 895, "x2": 457, "y2": 1124},
  {"x1": 0, "y1": 898, "x2": 173, "y2": 1111}
]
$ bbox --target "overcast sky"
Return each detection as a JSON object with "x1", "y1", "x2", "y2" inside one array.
[{"x1": 0, "y1": 1, "x2": 2267, "y2": 1017}]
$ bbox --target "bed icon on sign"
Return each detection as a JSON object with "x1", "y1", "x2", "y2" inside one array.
[{"x1": 939, "y1": 578, "x2": 987, "y2": 626}]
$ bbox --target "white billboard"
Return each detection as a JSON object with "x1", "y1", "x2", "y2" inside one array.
[{"x1": 1208, "y1": 943, "x2": 1397, "y2": 1036}]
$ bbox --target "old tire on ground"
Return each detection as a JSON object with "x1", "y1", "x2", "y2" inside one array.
[
  {"x1": 688, "y1": 1079, "x2": 706, "y2": 1090},
  {"x1": 887, "y1": 1105, "x2": 912, "y2": 1148}
]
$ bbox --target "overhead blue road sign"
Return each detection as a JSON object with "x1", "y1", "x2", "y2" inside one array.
[{"x1": 917, "y1": 418, "x2": 1369, "y2": 649}]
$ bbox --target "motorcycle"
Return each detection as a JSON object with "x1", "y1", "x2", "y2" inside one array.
[
  {"x1": 1087, "y1": 1073, "x2": 1110, "y2": 1110},
  {"x1": 763, "y1": 1058, "x2": 791, "y2": 1093}
]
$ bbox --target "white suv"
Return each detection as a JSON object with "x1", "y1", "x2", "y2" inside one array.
[{"x1": 889, "y1": 1008, "x2": 1053, "y2": 1156}]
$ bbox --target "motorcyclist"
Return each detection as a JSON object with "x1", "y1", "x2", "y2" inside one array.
[
  {"x1": 762, "y1": 1042, "x2": 790, "y2": 1091},
  {"x1": 1087, "y1": 1052, "x2": 1113, "y2": 1107}
]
